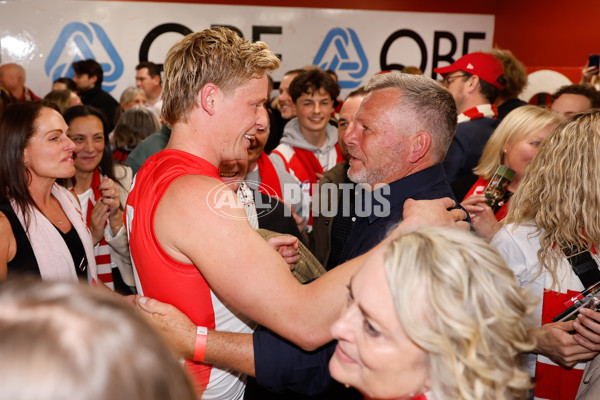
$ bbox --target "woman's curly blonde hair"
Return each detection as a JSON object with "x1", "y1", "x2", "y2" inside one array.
[
  {"x1": 505, "y1": 110, "x2": 600, "y2": 290},
  {"x1": 384, "y1": 226, "x2": 536, "y2": 400}
]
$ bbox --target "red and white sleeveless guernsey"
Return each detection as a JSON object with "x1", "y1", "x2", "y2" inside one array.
[{"x1": 126, "y1": 149, "x2": 256, "y2": 399}]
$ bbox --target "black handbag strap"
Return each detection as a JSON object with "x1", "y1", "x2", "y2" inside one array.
[{"x1": 564, "y1": 248, "x2": 600, "y2": 290}]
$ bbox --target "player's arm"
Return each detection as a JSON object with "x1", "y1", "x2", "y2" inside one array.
[{"x1": 157, "y1": 177, "x2": 464, "y2": 350}]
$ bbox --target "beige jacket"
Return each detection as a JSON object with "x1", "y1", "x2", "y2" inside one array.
[{"x1": 577, "y1": 356, "x2": 600, "y2": 400}]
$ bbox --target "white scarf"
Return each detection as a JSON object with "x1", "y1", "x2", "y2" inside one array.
[
  {"x1": 11, "y1": 184, "x2": 98, "y2": 283},
  {"x1": 237, "y1": 182, "x2": 258, "y2": 229}
]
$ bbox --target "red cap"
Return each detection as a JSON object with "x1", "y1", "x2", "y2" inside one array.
[{"x1": 434, "y1": 52, "x2": 505, "y2": 90}]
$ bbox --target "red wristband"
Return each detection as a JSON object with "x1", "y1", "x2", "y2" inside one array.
[{"x1": 193, "y1": 326, "x2": 208, "y2": 362}]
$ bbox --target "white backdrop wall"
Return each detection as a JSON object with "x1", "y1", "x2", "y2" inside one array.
[{"x1": 0, "y1": 0, "x2": 494, "y2": 99}]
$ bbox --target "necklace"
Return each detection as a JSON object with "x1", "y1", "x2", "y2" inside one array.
[{"x1": 38, "y1": 195, "x2": 66, "y2": 227}]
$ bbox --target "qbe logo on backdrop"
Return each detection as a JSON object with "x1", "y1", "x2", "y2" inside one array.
[
  {"x1": 313, "y1": 28, "x2": 368, "y2": 89},
  {"x1": 45, "y1": 22, "x2": 123, "y2": 93}
]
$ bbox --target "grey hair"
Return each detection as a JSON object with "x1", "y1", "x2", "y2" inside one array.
[
  {"x1": 113, "y1": 105, "x2": 161, "y2": 150},
  {"x1": 365, "y1": 72, "x2": 457, "y2": 163},
  {"x1": 119, "y1": 86, "x2": 145, "y2": 106}
]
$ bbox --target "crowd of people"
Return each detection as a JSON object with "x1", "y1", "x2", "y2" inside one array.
[{"x1": 1, "y1": 26, "x2": 600, "y2": 400}]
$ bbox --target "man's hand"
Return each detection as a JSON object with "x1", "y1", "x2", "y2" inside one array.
[
  {"x1": 535, "y1": 321, "x2": 599, "y2": 368},
  {"x1": 267, "y1": 235, "x2": 300, "y2": 270},
  {"x1": 135, "y1": 296, "x2": 256, "y2": 375},
  {"x1": 136, "y1": 296, "x2": 196, "y2": 360},
  {"x1": 401, "y1": 198, "x2": 470, "y2": 232}
]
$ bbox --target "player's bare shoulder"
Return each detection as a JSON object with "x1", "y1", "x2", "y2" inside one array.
[
  {"x1": 161, "y1": 174, "x2": 222, "y2": 208},
  {"x1": 156, "y1": 173, "x2": 246, "y2": 228}
]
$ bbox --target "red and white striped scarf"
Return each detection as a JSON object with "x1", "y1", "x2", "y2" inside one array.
[
  {"x1": 457, "y1": 104, "x2": 498, "y2": 124},
  {"x1": 79, "y1": 169, "x2": 115, "y2": 289}
]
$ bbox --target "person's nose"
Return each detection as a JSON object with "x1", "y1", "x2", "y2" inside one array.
[
  {"x1": 257, "y1": 105, "x2": 268, "y2": 129},
  {"x1": 330, "y1": 303, "x2": 359, "y2": 342},
  {"x1": 82, "y1": 137, "x2": 95, "y2": 152},
  {"x1": 279, "y1": 90, "x2": 290, "y2": 103},
  {"x1": 343, "y1": 121, "x2": 359, "y2": 147},
  {"x1": 313, "y1": 103, "x2": 322, "y2": 115},
  {"x1": 63, "y1": 135, "x2": 76, "y2": 152}
]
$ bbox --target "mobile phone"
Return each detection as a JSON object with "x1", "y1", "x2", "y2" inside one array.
[
  {"x1": 588, "y1": 54, "x2": 600, "y2": 73},
  {"x1": 553, "y1": 288, "x2": 600, "y2": 322}
]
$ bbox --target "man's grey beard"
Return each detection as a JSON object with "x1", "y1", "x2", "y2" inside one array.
[{"x1": 347, "y1": 165, "x2": 386, "y2": 188}]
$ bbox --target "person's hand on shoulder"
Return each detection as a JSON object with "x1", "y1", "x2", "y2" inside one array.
[
  {"x1": 136, "y1": 296, "x2": 196, "y2": 360},
  {"x1": 400, "y1": 198, "x2": 469, "y2": 232}
]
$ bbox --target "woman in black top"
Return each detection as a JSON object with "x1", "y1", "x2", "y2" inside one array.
[{"x1": 0, "y1": 102, "x2": 98, "y2": 282}]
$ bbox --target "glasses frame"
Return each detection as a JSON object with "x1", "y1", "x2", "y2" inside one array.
[{"x1": 442, "y1": 73, "x2": 469, "y2": 86}]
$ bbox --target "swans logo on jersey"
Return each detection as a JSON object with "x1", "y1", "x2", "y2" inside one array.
[
  {"x1": 45, "y1": 22, "x2": 123, "y2": 93},
  {"x1": 313, "y1": 28, "x2": 368, "y2": 89}
]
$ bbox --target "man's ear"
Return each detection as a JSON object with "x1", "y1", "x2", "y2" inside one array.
[
  {"x1": 465, "y1": 75, "x2": 480, "y2": 95},
  {"x1": 199, "y1": 83, "x2": 218, "y2": 116},
  {"x1": 407, "y1": 131, "x2": 432, "y2": 163},
  {"x1": 90, "y1": 75, "x2": 98, "y2": 85}
]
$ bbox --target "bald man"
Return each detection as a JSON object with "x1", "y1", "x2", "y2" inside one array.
[{"x1": 0, "y1": 63, "x2": 40, "y2": 101}]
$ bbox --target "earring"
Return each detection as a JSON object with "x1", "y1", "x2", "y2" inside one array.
[{"x1": 503, "y1": 149, "x2": 507, "y2": 153}]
